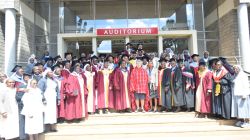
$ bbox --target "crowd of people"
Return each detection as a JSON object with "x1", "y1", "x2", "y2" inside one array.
[{"x1": 0, "y1": 42, "x2": 250, "y2": 140}]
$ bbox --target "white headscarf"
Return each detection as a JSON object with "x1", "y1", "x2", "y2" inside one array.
[
  {"x1": 83, "y1": 64, "x2": 90, "y2": 72},
  {"x1": 42, "y1": 68, "x2": 52, "y2": 78},
  {"x1": 233, "y1": 65, "x2": 250, "y2": 96}
]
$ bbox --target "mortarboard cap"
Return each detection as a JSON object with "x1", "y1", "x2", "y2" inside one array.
[
  {"x1": 136, "y1": 57, "x2": 144, "y2": 61},
  {"x1": 169, "y1": 58, "x2": 177, "y2": 62},
  {"x1": 45, "y1": 57, "x2": 54, "y2": 62},
  {"x1": 121, "y1": 54, "x2": 129, "y2": 59},
  {"x1": 35, "y1": 63, "x2": 43, "y2": 67},
  {"x1": 64, "y1": 52, "x2": 72, "y2": 58},
  {"x1": 199, "y1": 61, "x2": 206, "y2": 66},
  {"x1": 91, "y1": 55, "x2": 98, "y2": 60},
  {"x1": 23, "y1": 73, "x2": 32, "y2": 77},
  {"x1": 142, "y1": 55, "x2": 150, "y2": 62},
  {"x1": 54, "y1": 55, "x2": 61, "y2": 61},
  {"x1": 158, "y1": 58, "x2": 167, "y2": 63},
  {"x1": 11, "y1": 65, "x2": 22, "y2": 73},
  {"x1": 177, "y1": 59, "x2": 184, "y2": 64},
  {"x1": 191, "y1": 54, "x2": 199, "y2": 59}
]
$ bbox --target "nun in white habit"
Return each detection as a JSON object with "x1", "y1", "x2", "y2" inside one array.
[{"x1": 231, "y1": 65, "x2": 250, "y2": 128}]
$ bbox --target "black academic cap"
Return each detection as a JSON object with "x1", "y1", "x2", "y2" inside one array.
[
  {"x1": 99, "y1": 54, "x2": 106, "y2": 58},
  {"x1": 91, "y1": 55, "x2": 98, "y2": 60},
  {"x1": 199, "y1": 61, "x2": 206, "y2": 66},
  {"x1": 78, "y1": 57, "x2": 86, "y2": 61},
  {"x1": 51, "y1": 64, "x2": 60, "y2": 71},
  {"x1": 191, "y1": 54, "x2": 199, "y2": 59},
  {"x1": 11, "y1": 65, "x2": 22, "y2": 73},
  {"x1": 45, "y1": 57, "x2": 54, "y2": 62},
  {"x1": 158, "y1": 58, "x2": 167, "y2": 63},
  {"x1": 72, "y1": 60, "x2": 79, "y2": 67},
  {"x1": 142, "y1": 55, "x2": 149, "y2": 61},
  {"x1": 218, "y1": 57, "x2": 227, "y2": 62},
  {"x1": 54, "y1": 55, "x2": 61, "y2": 61},
  {"x1": 82, "y1": 61, "x2": 91, "y2": 67},
  {"x1": 107, "y1": 54, "x2": 114, "y2": 58},
  {"x1": 177, "y1": 59, "x2": 184, "y2": 64},
  {"x1": 137, "y1": 48, "x2": 143, "y2": 52},
  {"x1": 136, "y1": 57, "x2": 144, "y2": 61},
  {"x1": 126, "y1": 42, "x2": 133, "y2": 46},
  {"x1": 35, "y1": 63, "x2": 43, "y2": 67},
  {"x1": 121, "y1": 54, "x2": 129, "y2": 59},
  {"x1": 62, "y1": 60, "x2": 71, "y2": 66},
  {"x1": 64, "y1": 52, "x2": 72, "y2": 58},
  {"x1": 169, "y1": 58, "x2": 177, "y2": 62},
  {"x1": 23, "y1": 73, "x2": 32, "y2": 77}
]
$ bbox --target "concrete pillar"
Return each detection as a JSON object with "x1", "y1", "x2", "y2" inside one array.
[
  {"x1": 125, "y1": 36, "x2": 130, "y2": 43},
  {"x1": 238, "y1": 3, "x2": 250, "y2": 72},
  {"x1": 188, "y1": 31, "x2": 198, "y2": 54},
  {"x1": 57, "y1": 35, "x2": 67, "y2": 59},
  {"x1": 158, "y1": 36, "x2": 163, "y2": 56},
  {"x1": 4, "y1": 9, "x2": 16, "y2": 76},
  {"x1": 92, "y1": 37, "x2": 97, "y2": 55}
]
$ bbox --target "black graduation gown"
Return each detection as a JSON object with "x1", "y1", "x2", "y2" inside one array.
[{"x1": 162, "y1": 66, "x2": 184, "y2": 109}]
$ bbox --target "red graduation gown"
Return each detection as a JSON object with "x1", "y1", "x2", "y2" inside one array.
[
  {"x1": 96, "y1": 69, "x2": 114, "y2": 109},
  {"x1": 61, "y1": 69, "x2": 71, "y2": 79},
  {"x1": 113, "y1": 68, "x2": 131, "y2": 111},
  {"x1": 65, "y1": 73, "x2": 87, "y2": 120},
  {"x1": 195, "y1": 70, "x2": 213, "y2": 113},
  {"x1": 57, "y1": 77, "x2": 68, "y2": 118}
]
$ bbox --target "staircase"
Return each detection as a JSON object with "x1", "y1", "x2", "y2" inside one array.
[{"x1": 40, "y1": 112, "x2": 250, "y2": 140}]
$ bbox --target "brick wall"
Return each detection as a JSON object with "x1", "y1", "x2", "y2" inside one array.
[
  {"x1": 16, "y1": 16, "x2": 35, "y2": 66},
  {"x1": 0, "y1": 12, "x2": 5, "y2": 71},
  {"x1": 218, "y1": 10, "x2": 239, "y2": 57}
]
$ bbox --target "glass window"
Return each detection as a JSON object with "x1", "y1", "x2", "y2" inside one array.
[{"x1": 63, "y1": 1, "x2": 95, "y2": 33}]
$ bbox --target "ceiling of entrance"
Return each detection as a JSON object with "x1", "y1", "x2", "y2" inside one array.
[{"x1": 63, "y1": 0, "x2": 187, "y2": 19}]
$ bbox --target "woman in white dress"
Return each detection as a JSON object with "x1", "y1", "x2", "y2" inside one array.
[
  {"x1": 22, "y1": 79, "x2": 44, "y2": 140},
  {"x1": 0, "y1": 72, "x2": 7, "y2": 140},
  {"x1": 38, "y1": 69, "x2": 59, "y2": 132},
  {"x1": 0, "y1": 78, "x2": 19, "y2": 140},
  {"x1": 231, "y1": 65, "x2": 250, "y2": 128}
]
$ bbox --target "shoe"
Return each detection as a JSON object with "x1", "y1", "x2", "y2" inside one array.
[
  {"x1": 135, "y1": 108, "x2": 139, "y2": 113},
  {"x1": 174, "y1": 107, "x2": 181, "y2": 113},
  {"x1": 142, "y1": 109, "x2": 146, "y2": 113},
  {"x1": 241, "y1": 122, "x2": 250, "y2": 128},
  {"x1": 235, "y1": 121, "x2": 243, "y2": 127},
  {"x1": 51, "y1": 129, "x2": 58, "y2": 132}
]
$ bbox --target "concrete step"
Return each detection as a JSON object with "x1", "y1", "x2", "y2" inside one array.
[
  {"x1": 39, "y1": 112, "x2": 250, "y2": 140},
  {"x1": 41, "y1": 126, "x2": 250, "y2": 140}
]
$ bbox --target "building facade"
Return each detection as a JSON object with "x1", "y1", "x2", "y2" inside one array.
[{"x1": 0, "y1": 0, "x2": 250, "y2": 75}]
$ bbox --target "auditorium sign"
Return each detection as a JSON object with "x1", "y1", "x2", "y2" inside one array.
[{"x1": 97, "y1": 27, "x2": 158, "y2": 36}]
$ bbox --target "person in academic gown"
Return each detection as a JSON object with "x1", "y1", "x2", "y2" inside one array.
[
  {"x1": 0, "y1": 79, "x2": 19, "y2": 140},
  {"x1": 82, "y1": 63, "x2": 96, "y2": 114},
  {"x1": 195, "y1": 62, "x2": 213, "y2": 118},
  {"x1": 189, "y1": 54, "x2": 199, "y2": 92},
  {"x1": 38, "y1": 69, "x2": 59, "y2": 132},
  {"x1": 61, "y1": 60, "x2": 71, "y2": 79},
  {"x1": 158, "y1": 59, "x2": 167, "y2": 111},
  {"x1": 178, "y1": 59, "x2": 195, "y2": 111},
  {"x1": 96, "y1": 60, "x2": 114, "y2": 114},
  {"x1": 21, "y1": 79, "x2": 44, "y2": 140},
  {"x1": 212, "y1": 60, "x2": 234, "y2": 119},
  {"x1": 162, "y1": 58, "x2": 184, "y2": 112},
  {"x1": 113, "y1": 60, "x2": 131, "y2": 111},
  {"x1": 65, "y1": 64, "x2": 87, "y2": 121}
]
